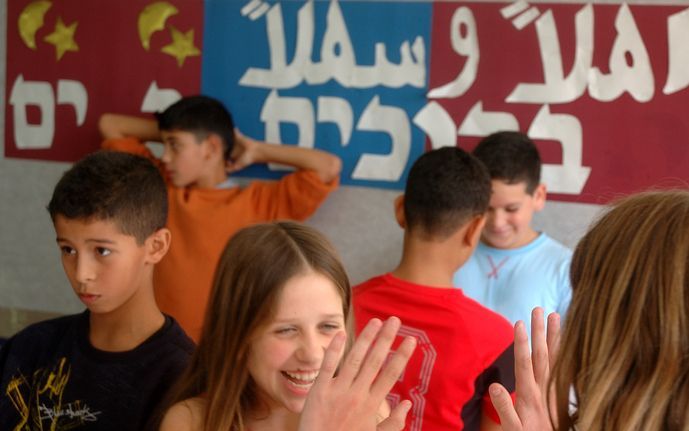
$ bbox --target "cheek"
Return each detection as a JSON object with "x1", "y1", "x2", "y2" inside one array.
[
  {"x1": 61, "y1": 259, "x2": 76, "y2": 281},
  {"x1": 251, "y1": 339, "x2": 297, "y2": 372}
]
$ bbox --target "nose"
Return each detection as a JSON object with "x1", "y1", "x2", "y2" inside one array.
[
  {"x1": 75, "y1": 255, "x2": 96, "y2": 285},
  {"x1": 488, "y1": 210, "x2": 505, "y2": 230},
  {"x1": 296, "y1": 331, "x2": 325, "y2": 364},
  {"x1": 161, "y1": 144, "x2": 172, "y2": 164}
]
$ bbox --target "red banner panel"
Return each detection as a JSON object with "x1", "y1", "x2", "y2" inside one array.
[{"x1": 5, "y1": 0, "x2": 203, "y2": 162}]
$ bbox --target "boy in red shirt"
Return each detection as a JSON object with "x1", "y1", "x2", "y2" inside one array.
[{"x1": 354, "y1": 147, "x2": 515, "y2": 431}]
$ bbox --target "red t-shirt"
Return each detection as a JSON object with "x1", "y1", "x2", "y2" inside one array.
[{"x1": 353, "y1": 274, "x2": 515, "y2": 431}]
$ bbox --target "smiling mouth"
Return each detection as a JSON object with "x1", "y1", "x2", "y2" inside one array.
[{"x1": 281, "y1": 371, "x2": 318, "y2": 387}]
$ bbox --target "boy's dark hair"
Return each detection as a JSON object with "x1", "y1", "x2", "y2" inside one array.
[
  {"x1": 404, "y1": 147, "x2": 491, "y2": 239},
  {"x1": 155, "y1": 95, "x2": 235, "y2": 161},
  {"x1": 48, "y1": 151, "x2": 167, "y2": 244},
  {"x1": 472, "y1": 131, "x2": 541, "y2": 194}
]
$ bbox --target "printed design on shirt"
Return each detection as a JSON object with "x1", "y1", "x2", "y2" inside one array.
[
  {"x1": 4, "y1": 357, "x2": 102, "y2": 430},
  {"x1": 385, "y1": 325, "x2": 436, "y2": 431},
  {"x1": 486, "y1": 256, "x2": 509, "y2": 279}
]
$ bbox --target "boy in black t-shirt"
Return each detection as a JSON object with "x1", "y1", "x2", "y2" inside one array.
[{"x1": 0, "y1": 151, "x2": 194, "y2": 430}]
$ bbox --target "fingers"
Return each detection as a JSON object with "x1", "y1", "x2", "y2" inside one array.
[
  {"x1": 336, "y1": 318, "x2": 384, "y2": 384},
  {"x1": 514, "y1": 321, "x2": 537, "y2": 393},
  {"x1": 489, "y1": 383, "x2": 523, "y2": 431},
  {"x1": 546, "y1": 313, "x2": 561, "y2": 367},
  {"x1": 370, "y1": 335, "x2": 416, "y2": 400},
  {"x1": 377, "y1": 400, "x2": 412, "y2": 431},
  {"x1": 316, "y1": 331, "x2": 347, "y2": 380},
  {"x1": 530, "y1": 308, "x2": 548, "y2": 387},
  {"x1": 352, "y1": 317, "x2": 402, "y2": 391}
]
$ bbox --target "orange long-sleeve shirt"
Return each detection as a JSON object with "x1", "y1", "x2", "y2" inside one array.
[{"x1": 103, "y1": 138, "x2": 338, "y2": 341}]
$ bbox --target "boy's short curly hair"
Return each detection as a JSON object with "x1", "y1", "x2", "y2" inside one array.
[
  {"x1": 473, "y1": 131, "x2": 541, "y2": 194},
  {"x1": 404, "y1": 147, "x2": 491, "y2": 239},
  {"x1": 155, "y1": 95, "x2": 235, "y2": 161},
  {"x1": 48, "y1": 150, "x2": 167, "y2": 244}
]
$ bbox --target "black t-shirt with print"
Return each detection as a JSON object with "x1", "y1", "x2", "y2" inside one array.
[{"x1": 0, "y1": 311, "x2": 194, "y2": 430}]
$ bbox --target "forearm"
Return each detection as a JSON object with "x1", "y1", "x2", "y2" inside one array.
[
  {"x1": 98, "y1": 113, "x2": 160, "y2": 141},
  {"x1": 252, "y1": 140, "x2": 341, "y2": 183}
]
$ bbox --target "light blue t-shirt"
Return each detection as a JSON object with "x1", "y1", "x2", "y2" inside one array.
[{"x1": 453, "y1": 233, "x2": 572, "y2": 336}]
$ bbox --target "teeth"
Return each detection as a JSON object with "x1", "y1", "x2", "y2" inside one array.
[{"x1": 283, "y1": 371, "x2": 319, "y2": 383}]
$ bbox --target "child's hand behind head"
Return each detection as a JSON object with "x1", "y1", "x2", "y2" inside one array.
[{"x1": 226, "y1": 128, "x2": 259, "y2": 173}]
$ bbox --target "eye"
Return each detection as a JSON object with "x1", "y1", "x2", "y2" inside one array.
[
  {"x1": 60, "y1": 246, "x2": 76, "y2": 256},
  {"x1": 319, "y1": 322, "x2": 342, "y2": 333},
  {"x1": 96, "y1": 247, "x2": 112, "y2": 257},
  {"x1": 505, "y1": 206, "x2": 520, "y2": 213},
  {"x1": 275, "y1": 326, "x2": 297, "y2": 336}
]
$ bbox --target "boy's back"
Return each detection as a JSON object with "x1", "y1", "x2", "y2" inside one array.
[
  {"x1": 0, "y1": 311, "x2": 192, "y2": 430},
  {"x1": 353, "y1": 147, "x2": 515, "y2": 431},
  {"x1": 0, "y1": 151, "x2": 195, "y2": 430},
  {"x1": 354, "y1": 274, "x2": 513, "y2": 430}
]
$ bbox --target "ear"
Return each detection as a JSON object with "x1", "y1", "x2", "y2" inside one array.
[
  {"x1": 203, "y1": 133, "x2": 224, "y2": 161},
  {"x1": 145, "y1": 228, "x2": 171, "y2": 264},
  {"x1": 532, "y1": 183, "x2": 547, "y2": 212},
  {"x1": 394, "y1": 194, "x2": 406, "y2": 229},
  {"x1": 463, "y1": 214, "x2": 486, "y2": 249}
]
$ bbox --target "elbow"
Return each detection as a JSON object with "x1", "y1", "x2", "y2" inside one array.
[
  {"x1": 98, "y1": 113, "x2": 120, "y2": 139},
  {"x1": 322, "y1": 154, "x2": 342, "y2": 184}
]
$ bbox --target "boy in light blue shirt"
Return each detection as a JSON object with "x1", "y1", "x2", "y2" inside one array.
[{"x1": 453, "y1": 131, "x2": 572, "y2": 335}]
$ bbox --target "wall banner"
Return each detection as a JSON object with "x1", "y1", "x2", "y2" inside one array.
[{"x1": 6, "y1": 1, "x2": 689, "y2": 203}]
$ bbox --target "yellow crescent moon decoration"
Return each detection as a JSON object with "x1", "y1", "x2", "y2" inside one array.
[
  {"x1": 18, "y1": 0, "x2": 52, "y2": 50},
  {"x1": 138, "y1": 1, "x2": 179, "y2": 51}
]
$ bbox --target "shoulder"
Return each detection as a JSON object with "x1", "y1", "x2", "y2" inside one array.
[
  {"x1": 4, "y1": 313, "x2": 81, "y2": 349},
  {"x1": 353, "y1": 275, "x2": 386, "y2": 294},
  {"x1": 537, "y1": 234, "x2": 573, "y2": 258},
  {"x1": 1, "y1": 314, "x2": 82, "y2": 385},
  {"x1": 162, "y1": 317, "x2": 196, "y2": 355},
  {"x1": 142, "y1": 316, "x2": 195, "y2": 370},
  {"x1": 159, "y1": 398, "x2": 206, "y2": 431},
  {"x1": 459, "y1": 297, "x2": 514, "y2": 342}
]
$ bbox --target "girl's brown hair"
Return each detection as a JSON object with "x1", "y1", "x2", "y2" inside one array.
[
  {"x1": 165, "y1": 221, "x2": 351, "y2": 431},
  {"x1": 552, "y1": 190, "x2": 689, "y2": 430}
]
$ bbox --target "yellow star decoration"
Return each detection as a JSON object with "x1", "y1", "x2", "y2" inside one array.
[
  {"x1": 43, "y1": 16, "x2": 79, "y2": 61},
  {"x1": 161, "y1": 25, "x2": 200, "y2": 67}
]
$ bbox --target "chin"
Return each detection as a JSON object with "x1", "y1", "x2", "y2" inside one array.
[{"x1": 282, "y1": 398, "x2": 307, "y2": 414}]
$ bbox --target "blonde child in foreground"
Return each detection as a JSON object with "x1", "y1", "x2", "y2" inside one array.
[
  {"x1": 490, "y1": 190, "x2": 689, "y2": 431},
  {"x1": 158, "y1": 222, "x2": 416, "y2": 431}
]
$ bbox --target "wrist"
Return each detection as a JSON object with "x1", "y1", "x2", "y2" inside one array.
[{"x1": 252, "y1": 141, "x2": 270, "y2": 164}]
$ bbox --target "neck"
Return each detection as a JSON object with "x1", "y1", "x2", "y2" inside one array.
[
  {"x1": 392, "y1": 233, "x2": 467, "y2": 288},
  {"x1": 195, "y1": 163, "x2": 228, "y2": 189},
  {"x1": 246, "y1": 407, "x2": 300, "y2": 431},
  {"x1": 88, "y1": 282, "x2": 165, "y2": 352}
]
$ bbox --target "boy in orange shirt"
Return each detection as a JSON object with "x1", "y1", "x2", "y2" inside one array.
[{"x1": 99, "y1": 95, "x2": 341, "y2": 340}]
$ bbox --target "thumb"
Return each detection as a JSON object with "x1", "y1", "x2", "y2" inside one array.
[
  {"x1": 377, "y1": 400, "x2": 411, "y2": 431},
  {"x1": 489, "y1": 383, "x2": 522, "y2": 431}
]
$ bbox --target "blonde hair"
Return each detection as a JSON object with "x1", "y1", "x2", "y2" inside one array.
[
  {"x1": 553, "y1": 190, "x2": 689, "y2": 431},
  {"x1": 164, "y1": 222, "x2": 351, "y2": 431}
]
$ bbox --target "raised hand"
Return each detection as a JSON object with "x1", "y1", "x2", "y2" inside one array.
[
  {"x1": 226, "y1": 128, "x2": 259, "y2": 173},
  {"x1": 298, "y1": 317, "x2": 417, "y2": 431},
  {"x1": 489, "y1": 308, "x2": 560, "y2": 431}
]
